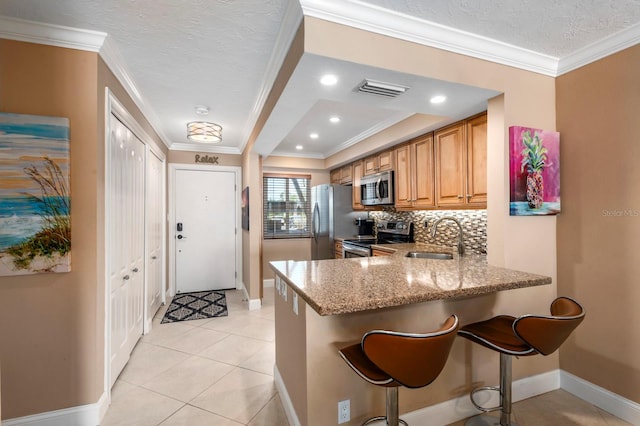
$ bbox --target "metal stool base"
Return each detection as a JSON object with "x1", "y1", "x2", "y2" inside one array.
[
  {"x1": 362, "y1": 417, "x2": 408, "y2": 426},
  {"x1": 464, "y1": 414, "x2": 520, "y2": 426}
]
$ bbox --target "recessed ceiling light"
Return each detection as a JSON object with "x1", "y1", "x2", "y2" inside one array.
[
  {"x1": 329, "y1": 116, "x2": 341, "y2": 123},
  {"x1": 320, "y1": 74, "x2": 338, "y2": 86},
  {"x1": 296, "y1": 145, "x2": 303, "y2": 150},
  {"x1": 430, "y1": 95, "x2": 447, "y2": 104},
  {"x1": 310, "y1": 133, "x2": 319, "y2": 139}
]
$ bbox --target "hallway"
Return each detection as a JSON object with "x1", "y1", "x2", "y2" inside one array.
[{"x1": 102, "y1": 289, "x2": 288, "y2": 425}]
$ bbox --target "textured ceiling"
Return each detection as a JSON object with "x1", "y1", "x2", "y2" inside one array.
[
  {"x1": 1, "y1": 0, "x2": 639, "y2": 158},
  {"x1": 360, "y1": 0, "x2": 640, "y2": 57}
]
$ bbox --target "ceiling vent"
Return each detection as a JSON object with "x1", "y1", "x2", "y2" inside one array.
[{"x1": 355, "y1": 79, "x2": 409, "y2": 98}]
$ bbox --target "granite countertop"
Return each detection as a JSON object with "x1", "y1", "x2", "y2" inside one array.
[{"x1": 269, "y1": 243, "x2": 552, "y2": 316}]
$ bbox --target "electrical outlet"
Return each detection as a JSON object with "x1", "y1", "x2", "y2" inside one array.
[
  {"x1": 424, "y1": 220, "x2": 429, "y2": 228},
  {"x1": 338, "y1": 399, "x2": 350, "y2": 424}
]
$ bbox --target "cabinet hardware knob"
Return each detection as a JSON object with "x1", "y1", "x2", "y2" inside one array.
[
  {"x1": 457, "y1": 195, "x2": 464, "y2": 199},
  {"x1": 151, "y1": 256, "x2": 157, "y2": 259},
  {"x1": 132, "y1": 267, "x2": 139, "y2": 273},
  {"x1": 123, "y1": 275, "x2": 130, "y2": 280}
]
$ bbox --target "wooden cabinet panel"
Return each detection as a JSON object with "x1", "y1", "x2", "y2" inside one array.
[
  {"x1": 413, "y1": 136, "x2": 435, "y2": 209},
  {"x1": 330, "y1": 168, "x2": 341, "y2": 184},
  {"x1": 352, "y1": 161, "x2": 364, "y2": 210},
  {"x1": 330, "y1": 164, "x2": 353, "y2": 185},
  {"x1": 394, "y1": 134, "x2": 434, "y2": 210},
  {"x1": 363, "y1": 155, "x2": 378, "y2": 175},
  {"x1": 435, "y1": 124, "x2": 466, "y2": 206},
  {"x1": 466, "y1": 114, "x2": 487, "y2": 205},
  {"x1": 335, "y1": 241, "x2": 343, "y2": 259},
  {"x1": 372, "y1": 248, "x2": 392, "y2": 257},
  {"x1": 378, "y1": 150, "x2": 393, "y2": 171}
]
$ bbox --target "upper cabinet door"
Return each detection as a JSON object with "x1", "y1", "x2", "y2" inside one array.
[
  {"x1": 435, "y1": 123, "x2": 466, "y2": 206},
  {"x1": 466, "y1": 114, "x2": 488, "y2": 205}
]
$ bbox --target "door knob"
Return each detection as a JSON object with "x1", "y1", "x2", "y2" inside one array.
[{"x1": 177, "y1": 234, "x2": 185, "y2": 239}]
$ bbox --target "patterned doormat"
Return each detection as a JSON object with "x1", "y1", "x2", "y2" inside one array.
[{"x1": 161, "y1": 290, "x2": 228, "y2": 324}]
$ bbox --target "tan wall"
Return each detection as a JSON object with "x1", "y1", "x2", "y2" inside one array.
[
  {"x1": 0, "y1": 39, "x2": 101, "y2": 419},
  {"x1": 556, "y1": 44, "x2": 640, "y2": 404},
  {"x1": 168, "y1": 150, "x2": 241, "y2": 167}
]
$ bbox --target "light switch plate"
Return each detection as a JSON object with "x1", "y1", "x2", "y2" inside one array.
[{"x1": 292, "y1": 292, "x2": 298, "y2": 315}]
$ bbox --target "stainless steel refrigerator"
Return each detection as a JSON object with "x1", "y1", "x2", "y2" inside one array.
[{"x1": 311, "y1": 184, "x2": 359, "y2": 260}]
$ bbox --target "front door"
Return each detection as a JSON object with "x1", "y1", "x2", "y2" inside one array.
[{"x1": 174, "y1": 169, "x2": 237, "y2": 293}]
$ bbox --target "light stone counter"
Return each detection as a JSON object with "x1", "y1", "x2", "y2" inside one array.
[{"x1": 270, "y1": 243, "x2": 551, "y2": 316}]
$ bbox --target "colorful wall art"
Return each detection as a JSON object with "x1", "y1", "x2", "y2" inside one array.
[
  {"x1": 0, "y1": 112, "x2": 71, "y2": 275},
  {"x1": 509, "y1": 126, "x2": 560, "y2": 216}
]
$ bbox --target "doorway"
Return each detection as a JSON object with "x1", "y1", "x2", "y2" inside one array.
[{"x1": 169, "y1": 164, "x2": 241, "y2": 295}]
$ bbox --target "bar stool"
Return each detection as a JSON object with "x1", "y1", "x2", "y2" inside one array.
[
  {"x1": 458, "y1": 296, "x2": 585, "y2": 426},
  {"x1": 339, "y1": 315, "x2": 459, "y2": 426}
]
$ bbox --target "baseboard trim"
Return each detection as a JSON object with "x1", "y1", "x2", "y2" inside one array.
[
  {"x1": 561, "y1": 370, "x2": 640, "y2": 425},
  {"x1": 2, "y1": 395, "x2": 105, "y2": 426},
  {"x1": 263, "y1": 278, "x2": 275, "y2": 288},
  {"x1": 242, "y1": 286, "x2": 261, "y2": 311},
  {"x1": 274, "y1": 365, "x2": 301, "y2": 426}
]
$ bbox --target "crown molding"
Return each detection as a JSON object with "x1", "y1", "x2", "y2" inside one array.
[
  {"x1": 557, "y1": 22, "x2": 640, "y2": 75},
  {"x1": 169, "y1": 142, "x2": 242, "y2": 155},
  {"x1": 299, "y1": 0, "x2": 559, "y2": 76},
  {"x1": 238, "y1": 0, "x2": 304, "y2": 154},
  {"x1": 99, "y1": 37, "x2": 172, "y2": 149},
  {"x1": 0, "y1": 15, "x2": 106, "y2": 52}
]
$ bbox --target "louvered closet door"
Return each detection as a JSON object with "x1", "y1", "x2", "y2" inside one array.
[{"x1": 109, "y1": 115, "x2": 145, "y2": 386}]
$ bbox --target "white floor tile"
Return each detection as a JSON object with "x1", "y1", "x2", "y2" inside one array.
[{"x1": 160, "y1": 405, "x2": 243, "y2": 426}]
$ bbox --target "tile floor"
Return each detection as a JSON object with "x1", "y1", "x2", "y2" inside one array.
[
  {"x1": 102, "y1": 289, "x2": 288, "y2": 426},
  {"x1": 103, "y1": 288, "x2": 631, "y2": 426}
]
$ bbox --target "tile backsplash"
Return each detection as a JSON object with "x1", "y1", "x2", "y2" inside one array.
[{"x1": 369, "y1": 209, "x2": 487, "y2": 255}]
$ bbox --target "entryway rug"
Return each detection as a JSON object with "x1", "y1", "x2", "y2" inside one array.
[{"x1": 161, "y1": 290, "x2": 228, "y2": 324}]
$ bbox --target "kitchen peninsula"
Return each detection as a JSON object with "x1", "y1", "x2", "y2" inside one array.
[{"x1": 270, "y1": 244, "x2": 552, "y2": 426}]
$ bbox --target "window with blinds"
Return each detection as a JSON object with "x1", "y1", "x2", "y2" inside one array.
[{"x1": 263, "y1": 174, "x2": 311, "y2": 239}]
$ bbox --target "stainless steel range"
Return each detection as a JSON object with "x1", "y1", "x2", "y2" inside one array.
[{"x1": 342, "y1": 220, "x2": 414, "y2": 258}]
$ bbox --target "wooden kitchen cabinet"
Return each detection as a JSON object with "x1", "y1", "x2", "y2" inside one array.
[
  {"x1": 364, "y1": 150, "x2": 394, "y2": 176},
  {"x1": 334, "y1": 241, "x2": 343, "y2": 259},
  {"x1": 372, "y1": 248, "x2": 392, "y2": 256},
  {"x1": 435, "y1": 113, "x2": 487, "y2": 208},
  {"x1": 394, "y1": 133, "x2": 435, "y2": 210},
  {"x1": 330, "y1": 164, "x2": 353, "y2": 185},
  {"x1": 465, "y1": 113, "x2": 488, "y2": 205},
  {"x1": 351, "y1": 160, "x2": 365, "y2": 210}
]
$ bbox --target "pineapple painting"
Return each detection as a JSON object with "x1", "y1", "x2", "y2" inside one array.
[{"x1": 509, "y1": 126, "x2": 560, "y2": 216}]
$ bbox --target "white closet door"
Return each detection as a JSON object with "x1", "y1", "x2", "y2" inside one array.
[
  {"x1": 146, "y1": 150, "x2": 164, "y2": 326},
  {"x1": 109, "y1": 116, "x2": 145, "y2": 386}
]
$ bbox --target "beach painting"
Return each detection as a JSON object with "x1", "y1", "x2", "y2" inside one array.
[
  {"x1": 509, "y1": 126, "x2": 560, "y2": 216},
  {"x1": 0, "y1": 112, "x2": 71, "y2": 276}
]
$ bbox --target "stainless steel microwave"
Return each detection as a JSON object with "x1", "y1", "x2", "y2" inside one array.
[{"x1": 360, "y1": 170, "x2": 394, "y2": 206}]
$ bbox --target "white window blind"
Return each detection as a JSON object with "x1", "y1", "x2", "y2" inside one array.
[{"x1": 263, "y1": 174, "x2": 311, "y2": 239}]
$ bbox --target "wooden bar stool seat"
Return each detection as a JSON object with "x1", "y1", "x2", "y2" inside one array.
[
  {"x1": 339, "y1": 315, "x2": 459, "y2": 426},
  {"x1": 458, "y1": 297, "x2": 585, "y2": 426}
]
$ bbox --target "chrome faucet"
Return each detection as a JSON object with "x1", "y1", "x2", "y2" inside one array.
[{"x1": 431, "y1": 216, "x2": 465, "y2": 256}]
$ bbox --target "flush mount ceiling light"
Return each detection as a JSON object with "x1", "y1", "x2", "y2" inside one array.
[
  {"x1": 187, "y1": 121, "x2": 222, "y2": 143},
  {"x1": 309, "y1": 133, "x2": 319, "y2": 139},
  {"x1": 296, "y1": 145, "x2": 303, "y2": 150},
  {"x1": 329, "y1": 116, "x2": 341, "y2": 123},
  {"x1": 430, "y1": 95, "x2": 447, "y2": 104},
  {"x1": 320, "y1": 74, "x2": 338, "y2": 86}
]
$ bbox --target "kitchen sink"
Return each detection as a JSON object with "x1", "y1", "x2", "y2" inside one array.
[{"x1": 405, "y1": 251, "x2": 454, "y2": 260}]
